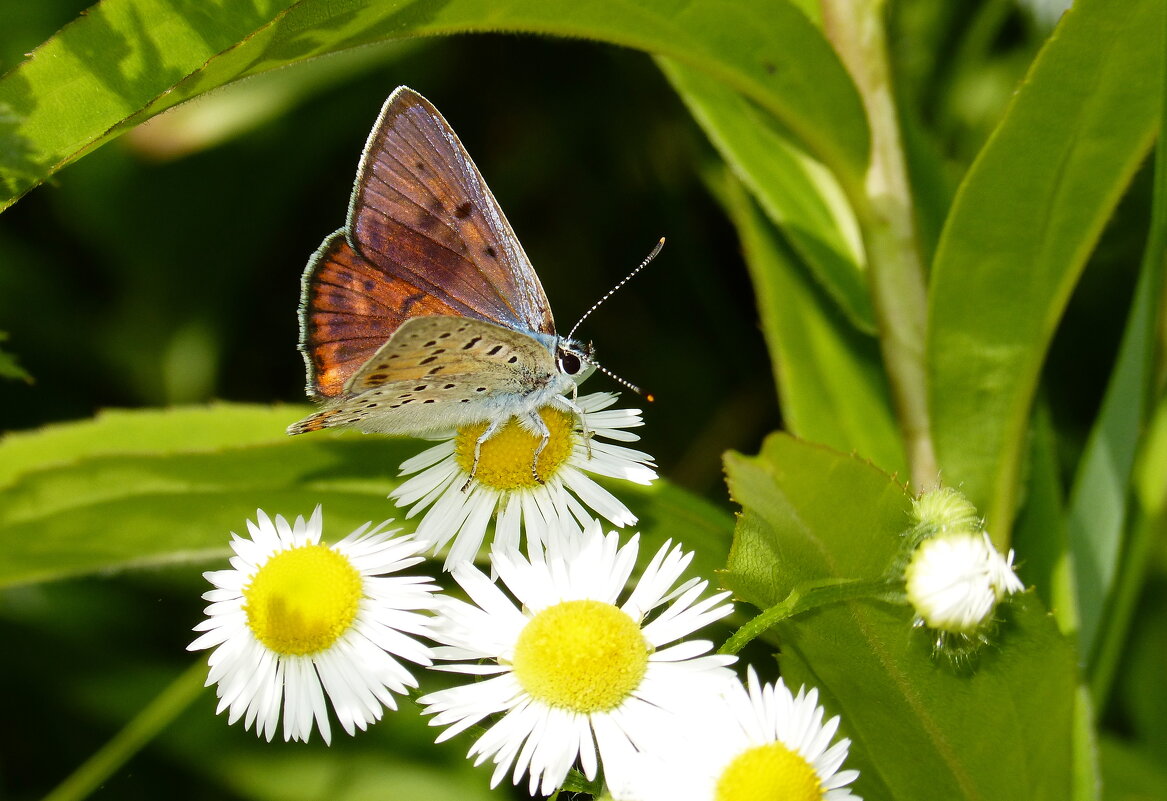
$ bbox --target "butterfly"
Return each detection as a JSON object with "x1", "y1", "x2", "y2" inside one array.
[{"x1": 287, "y1": 86, "x2": 599, "y2": 481}]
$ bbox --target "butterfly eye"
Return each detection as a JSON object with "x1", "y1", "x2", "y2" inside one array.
[{"x1": 557, "y1": 350, "x2": 583, "y2": 376}]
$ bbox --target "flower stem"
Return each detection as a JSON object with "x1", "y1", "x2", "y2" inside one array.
[
  {"x1": 720, "y1": 578, "x2": 904, "y2": 655},
  {"x1": 821, "y1": 0, "x2": 938, "y2": 491},
  {"x1": 43, "y1": 660, "x2": 207, "y2": 801}
]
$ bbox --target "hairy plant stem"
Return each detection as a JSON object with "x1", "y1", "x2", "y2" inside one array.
[
  {"x1": 720, "y1": 578, "x2": 904, "y2": 655},
  {"x1": 821, "y1": 0, "x2": 937, "y2": 491}
]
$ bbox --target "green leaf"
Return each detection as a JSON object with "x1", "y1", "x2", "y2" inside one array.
[
  {"x1": 723, "y1": 434, "x2": 910, "y2": 616},
  {"x1": 658, "y1": 58, "x2": 874, "y2": 333},
  {"x1": 0, "y1": 330, "x2": 32, "y2": 383},
  {"x1": 0, "y1": 405, "x2": 732, "y2": 588},
  {"x1": 0, "y1": 0, "x2": 869, "y2": 211},
  {"x1": 927, "y1": 0, "x2": 1164, "y2": 538},
  {"x1": 1066, "y1": 0, "x2": 1167, "y2": 665},
  {"x1": 1090, "y1": 393, "x2": 1167, "y2": 709},
  {"x1": 714, "y1": 170, "x2": 906, "y2": 477},
  {"x1": 725, "y1": 434, "x2": 1077, "y2": 801},
  {"x1": 1012, "y1": 399, "x2": 1077, "y2": 633},
  {"x1": 0, "y1": 403, "x2": 306, "y2": 486}
]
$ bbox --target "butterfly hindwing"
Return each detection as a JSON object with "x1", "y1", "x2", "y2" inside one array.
[
  {"x1": 344, "y1": 316, "x2": 556, "y2": 393},
  {"x1": 288, "y1": 316, "x2": 560, "y2": 436},
  {"x1": 347, "y1": 87, "x2": 556, "y2": 336}
]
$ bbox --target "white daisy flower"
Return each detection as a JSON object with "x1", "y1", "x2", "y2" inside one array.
[
  {"x1": 188, "y1": 506, "x2": 439, "y2": 744},
  {"x1": 390, "y1": 391, "x2": 656, "y2": 570},
  {"x1": 905, "y1": 529, "x2": 1025, "y2": 633},
  {"x1": 613, "y1": 666, "x2": 861, "y2": 801},
  {"x1": 417, "y1": 520, "x2": 737, "y2": 795}
]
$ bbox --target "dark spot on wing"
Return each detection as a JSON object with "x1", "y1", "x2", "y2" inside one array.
[
  {"x1": 366, "y1": 373, "x2": 388, "y2": 381},
  {"x1": 400, "y1": 292, "x2": 426, "y2": 316},
  {"x1": 476, "y1": 387, "x2": 487, "y2": 393},
  {"x1": 507, "y1": 355, "x2": 518, "y2": 364},
  {"x1": 420, "y1": 356, "x2": 438, "y2": 365},
  {"x1": 427, "y1": 366, "x2": 444, "y2": 375},
  {"x1": 443, "y1": 384, "x2": 456, "y2": 389},
  {"x1": 486, "y1": 345, "x2": 504, "y2": 356},
  {"x1": 424, "y1": 340, "x2": 437, "y2": 347},
  {"x1": 363, "y1": 279, "x2": 376, "y2": 292},
  {"x1": 423, "y1": 399, "x2": 436, "y2": 404},
  {"x1": 455, "y1": 202, "x2": 473, "y2": 218},
  {"x1": 484, "y1": 246, "x2": 497, "y2": 259},
  {"x1": 462, "y1": 336, "x2": 482, "y2": 350},
  {"x1": 414, "y1": 385, "x2": 428, "y2": 391}
]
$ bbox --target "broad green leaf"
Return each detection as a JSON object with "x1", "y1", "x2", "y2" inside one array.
[
  {"x1": 0, "y1": 405, "x2": 732, "y2": 588},
  {"x1": 715, "y1": 171, "x2": 906, "y2": 477},
  {"x1": 725, "y1": 434, "x2": 1077, "y2": 801},
  {"x1": 0, "y1": 0, "x2": 868, "y2": 211},
  {"x1": 927, "y1": 0, "x2": 1164, "y2": 538},
  {"x1": 0, "y1": 404, "x2": 306, "y2": 486},
  {"x1": 658, "y1": 58, "x2": 874, "y2": 333}
]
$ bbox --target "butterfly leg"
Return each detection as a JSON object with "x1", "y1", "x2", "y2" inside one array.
[
  {"x1": 462, "y1": 416, "x2": 507, "y2": 492},
  {"x1": 524, "y1": 411, "x2": 551, "y2": 485},
  {"x1": 564, "y1": 383, "x2": 593, "y2": 460}
]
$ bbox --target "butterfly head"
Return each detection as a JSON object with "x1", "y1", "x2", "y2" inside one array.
[{"x1": 556, "y1": 338, "x2": 596, "y2": 386}]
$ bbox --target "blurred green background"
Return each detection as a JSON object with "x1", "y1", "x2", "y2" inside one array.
[{"x1": 1, "y1": 1, "x2": 1162, "y2": 800}]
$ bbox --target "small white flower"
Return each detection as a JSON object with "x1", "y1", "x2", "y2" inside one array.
[
  {"x1": 418, "y1": 520, "x2": 736, "y2": 795},
  {"x1": 188, "y1": 506, "x2": 438, "y2": 744},
  {"x1": 613, "y1": 667, "x2": 861, "y2": 801},
  {"x1": 905, "y1": 530, "x2": 1024, "y2": 633},
  {"x1": 391, "y1": 392, "x2": 656, "y2": 569}
]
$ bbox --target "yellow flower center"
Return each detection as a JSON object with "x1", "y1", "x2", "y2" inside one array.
[
  {"x1": 243, "y1": 544, "x2": 362, "y2": 656},
  {"x1": 511, "y1": 599, "x2": 649, "y2": 713},
  {"x1": 715, "y1": 742, "x2": 824, "y2": 801},
  {"x1": 455, "y1": 407, "x2": 575, "y2": 490}
]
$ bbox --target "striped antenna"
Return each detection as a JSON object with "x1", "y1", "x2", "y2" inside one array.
[
  {"x1": 566, "y1": 237, "x2": 665, "y2": 340},
  {"x1": 582, "y1": 357, "x2": 654, "y2": 402}
]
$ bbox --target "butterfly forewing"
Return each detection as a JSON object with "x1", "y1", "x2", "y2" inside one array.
[
  {"x1": 299, "y1": 231, "x2": 464, "y2": 397},
  {"x1": 348, "y1": 87, "x2": 555, "y2": 336}
]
